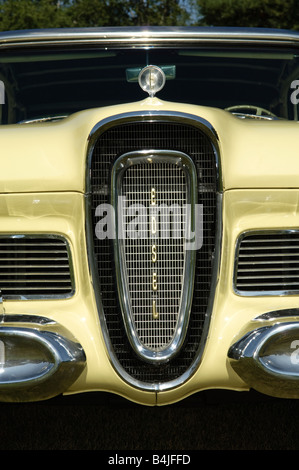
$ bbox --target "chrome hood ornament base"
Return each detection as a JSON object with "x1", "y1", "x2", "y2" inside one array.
[{"x1": 138, "y1": 65, "x2": 166, "y2": 97}]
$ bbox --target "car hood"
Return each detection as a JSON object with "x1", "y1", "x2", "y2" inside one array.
[{"x1": 0, "y1": 97, "x2": 298, "y2": 193}]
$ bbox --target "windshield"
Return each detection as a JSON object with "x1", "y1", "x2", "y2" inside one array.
[{"x1": 0, "y1": 46, "x2": 298, "y2": 123}]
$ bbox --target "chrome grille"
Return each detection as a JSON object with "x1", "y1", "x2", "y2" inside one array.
[
  {"x1": 0, "y1": 235, "x2": 74, "y2": 298},
  {"x1": 89, "y1": 119, "x2": 218, "y2": 384},
  {"x1": 235, "y1": 231, "x2": 299, "y2": 294},
  {"x1": 122, "y1": 162, "x2": 187, "y2": 351}
]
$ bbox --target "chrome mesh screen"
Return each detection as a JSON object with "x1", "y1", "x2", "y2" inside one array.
[
  {"x1": 89, "y1": 120, "x2": 217, "y2": 384},
  {"x1": 122, "y1": 162, "x2": 186, "y2": 351}
]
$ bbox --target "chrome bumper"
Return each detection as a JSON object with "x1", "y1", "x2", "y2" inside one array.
[
  {"x1": 0, "y1": 315, "x2": 86, "y2": 402},
  {"x1": 228, "y1": 320, "x2": 299, "y2": 398}
]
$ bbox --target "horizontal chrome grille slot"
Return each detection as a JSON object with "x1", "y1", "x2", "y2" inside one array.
[
  {"x1": 235, "y1": 231, "x2": 299, "y2": 295},
  {"x1": 0, "y1": 235, "x2": 74, "y2": 298}
]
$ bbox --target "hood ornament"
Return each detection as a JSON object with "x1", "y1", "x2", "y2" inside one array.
[{"x1": 138, "y1": 65, "x2": 166, "y2": 97}]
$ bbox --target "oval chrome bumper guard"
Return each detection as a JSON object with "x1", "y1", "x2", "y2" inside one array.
[
  {"x1": 228, "y1": 321, "x2": 299, "y2": 398},
  {"x1": 0, "y1": 315, "x2": 86, "y2": 402}
]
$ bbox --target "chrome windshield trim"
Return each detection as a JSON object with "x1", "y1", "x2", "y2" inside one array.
[{"x1": 1, "y1": 27, "x2": 299, "y2": 48}]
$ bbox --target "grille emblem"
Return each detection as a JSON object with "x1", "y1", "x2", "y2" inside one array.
[
  {"x1": 151, "y1": 244, "x2": 157, "y2": 263},
  {"x1": 151, "y1": 186, "x2": 159, "y2": 319},
  {"x1": 152, "y1": 299, "x2": 159, "y2": 320}
]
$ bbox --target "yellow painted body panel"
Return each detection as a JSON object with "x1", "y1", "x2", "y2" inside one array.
[
  {"x1": 158, "y1": 189, "x2": 299, "y2": 404},
  {"x1": 2, "y1": 188, "x2": 298, "y2": 405},
  {"x1": 0, "y1": 192, "x2": 156, "y2": 405},
  {"x1": 2, "y1": 98, "x2": 299, "y2": 404},
  {"x1": 0, "y1": 98, "x2": 299, "y2": 194}
]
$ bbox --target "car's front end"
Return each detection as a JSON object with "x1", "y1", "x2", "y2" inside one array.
[{"x1": 0, "y1": 27, "x2": 299, "y2": 405}]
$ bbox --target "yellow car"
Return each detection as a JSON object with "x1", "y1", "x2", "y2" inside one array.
[{"x1": 0, "y1": 26, "x2": 299, "y2": 405}]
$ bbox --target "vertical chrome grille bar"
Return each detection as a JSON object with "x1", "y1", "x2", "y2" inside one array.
[{"x1": 112, "y1": 151, "x2": 197, "y2": 363}]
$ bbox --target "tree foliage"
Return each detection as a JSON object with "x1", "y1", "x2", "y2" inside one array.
[
  {"x1": 1, "y1": 0, "x2": 299, "y2": 32},
  {"x1": 0, "y1": 0, "x2": 71, "y2": 30},
  {"x1": 0, "y1": 0, "x2": 190, "y2": 31},
  {"x1": 68, "y1": 0, "x2": 132, "y2": 27},
  {"x1": 126, "y1": 0, "x2": 189, "y2": 26},
  {"x1": 197, "y1": 0, "x2": 299, "y2": 30}
]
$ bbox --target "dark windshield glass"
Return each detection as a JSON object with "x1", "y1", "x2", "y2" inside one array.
[{"x1": 0, "y1": 47, "x2": 298, "y2": 123}]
